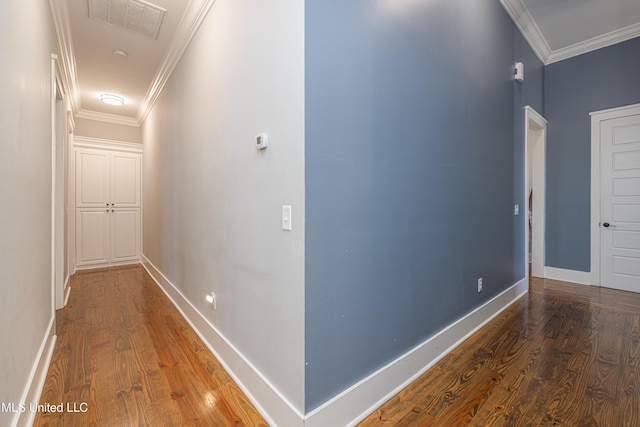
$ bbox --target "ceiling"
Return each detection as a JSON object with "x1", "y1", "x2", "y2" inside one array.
[
  {"x1": 501, "y1": 0, "x2": 640, "y2": 64},
  {"x1": 51, "y1": 0, "x2": 215, "y2": 126},
  {"x1": 51, "y1": 0, "x2": 640, "y2": 126}
]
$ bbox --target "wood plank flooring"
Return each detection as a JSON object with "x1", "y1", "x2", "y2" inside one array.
[
  {"x1": 33, "y1": 265, "x2": 267, "y2": 427},
  {"x1": 35, "y1": 266, "x2": 640, "y2": 426},
  {"x1": 358, "y1": 277, "x2": 640, "y2": 426}
]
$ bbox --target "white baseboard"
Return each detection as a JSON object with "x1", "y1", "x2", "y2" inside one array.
[
  {"x1": 63, "y1": 276, "x2": 71, "y2": 307},
  {"x1": 140, "y1": 257, "x2": 529, "y2": 427},
  {"x1": 544, "y1": 266, "x2": 592, "y2": 285},
  {"x1": 12, "y1": 317, "x2": 57, "y2": 427},
  {"x1": 141, "y1": 255, "x2": 304, "y2": 427},
  {"x1": 304, "y1": 277, "x2": 529, "y2": 427},
  {"x1": 74, "y1": 259, "x2": 141, "y2": 271}
]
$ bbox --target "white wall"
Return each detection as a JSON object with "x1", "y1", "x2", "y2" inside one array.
[
  {"x1": 0, "y1": 1, "x2": 57, "y2": 425},
  {"x1": 75, "y1": 117, "x2": 141, "y2": 143},
  {"x1": 142, "y1": 0, "x2": 305, "y2": 417}
]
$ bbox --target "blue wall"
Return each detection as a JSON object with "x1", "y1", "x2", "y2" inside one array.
[
  {"x1": 544, "y1": 37, "x2": 640, "y2": 272},
  {"x1": 305, "y1": 0, "x2": 543, "y2": 411}
]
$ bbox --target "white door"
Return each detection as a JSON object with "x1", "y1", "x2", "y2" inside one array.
[
  {"x1": 76, "y1": 209, "x2": 110, "y2": 266},
  {"x1": 74, "y1": 144, "x2": 141, "y2": 269},
  {"x1": 111, "y1": 209, "x2": 140, "y2": 262},
  {"x1": 600, "y1": 113, "x2": 640, "y2": 292},
  {"x1": 111, "y1": 153, "x2": 141, "y2": 207},
  {"x1": 76, "y1": 149, "x2": 109, "y2": 208}
]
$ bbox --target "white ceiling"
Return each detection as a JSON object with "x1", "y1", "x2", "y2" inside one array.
[
  {"x1": 51, "y1": 0, "x2": 215, "y2": 126},
  {"x1": 501, "y1": 0, "x2": 640, "y2": 64},
  {"x1": 52, "y1": 1, "x2": 640, "y2": 126}
]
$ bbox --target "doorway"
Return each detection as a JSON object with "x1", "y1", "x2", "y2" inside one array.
[{"x1": 524, "y1": 106, "x2": 547, "y2": 279}]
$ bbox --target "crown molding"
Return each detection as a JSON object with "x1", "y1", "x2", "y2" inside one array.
[
  {"x1": 136, "y1": 0, "x2": 217, "y2": 125},
  {"x1": 546, "y1": 22, "x2": 640, "y2": 64},
  {"x1": 499, "y1": 0, "x2": 551, "y2": 64},
  {"x1": 501, "y1": 0, "x2": 640, "y2": 65},
  {"x1": 49, "y1": 0, "x2": 81, "y2": 114},
  {"x1": 76, "y1": 109, "x2": 140, "y2": 127},
  {"x1": 73, "y1": 136, "x2": 143, "y2": 153}
]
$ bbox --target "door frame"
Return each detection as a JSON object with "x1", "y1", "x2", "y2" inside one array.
[
  {"x1": 52, "y1": 54, "x2": 68, "y2": 310},
  {"x1": 590, "y1": 102, "x2": 640, "y2": 286},
  {"x1": 524, "y1": 106, "x2": 547, "y2": 278}
]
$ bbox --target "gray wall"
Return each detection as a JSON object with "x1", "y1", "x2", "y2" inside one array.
[
  {"x1": 305, "y1": 0, "x2": 543, "y2": 411},
  {"x1": 544, "y1": 37, "x2": 640, "y2": 272},
  {"x1": 142, "y1": 0, "x2": 305, "y2": 413},
  {"x1": 0, "y1": 0, "x2": 57, "y2": 424}
]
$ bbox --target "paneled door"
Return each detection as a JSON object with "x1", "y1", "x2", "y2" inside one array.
[
  {"x1": 75, "y1": 146, "x2": 141, "y2": 268},
  {"x1": 76, "y1": 209, "x2": 110, "y2": 266},
  {"x1": 111, "y1": 209, "x2": 141, "y2": 263},
  {"x1": 76, "y1": 149, "x2": 109, "y2": 208},
  {"x1": 600, "y1": 113, "x2": 640, "y2": 292}
]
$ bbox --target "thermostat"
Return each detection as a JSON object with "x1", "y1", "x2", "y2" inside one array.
[
  {"x1": 256, "y1": 133, "x2": 269, "y2": 150},
  {"x1": 514, "y1": 62, "x2": 524, "y2": 82}
]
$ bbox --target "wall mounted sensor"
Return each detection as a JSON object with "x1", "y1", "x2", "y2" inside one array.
[
  {"x1": 514, "y1": 62, "x2": 524, "y2": 82},
  {"x1": 256, "y1": 133, "x2": 269, "y2": 150}
]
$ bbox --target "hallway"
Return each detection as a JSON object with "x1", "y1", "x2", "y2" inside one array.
[
  {"x1": 34, "y1": 266, "x2": 640, "y2": 426},
  {"x1": 34, "y1": 266, "x2": 267, "y2": 426}
]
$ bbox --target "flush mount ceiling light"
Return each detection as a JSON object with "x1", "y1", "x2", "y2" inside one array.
[
  {"x1": 100, "y1": 94, "x2": 125, "y2": 106},
  {"x1": 113, "y1": 49, "x2": 128, "y2": 59}
]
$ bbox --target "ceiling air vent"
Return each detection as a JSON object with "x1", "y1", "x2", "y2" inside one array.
[{"x1": 88, "y1": 0, "x2": 166, "y2": 39}]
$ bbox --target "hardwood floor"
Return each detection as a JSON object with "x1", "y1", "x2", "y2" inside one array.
[
  {"x1": 35, "y1": 267, "x2": 640, "y2": 426},
  {"x1": 359, "y1": 277, "x2": 640, "y2": 426},
  {"x1": 34, "y1": 265, "x2": 267, "y2": 427}
]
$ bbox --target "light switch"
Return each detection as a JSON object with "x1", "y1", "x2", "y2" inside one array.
[
  {"x1": 282, "y1": 206, "x2": 292, "y2": 231},
  {"x1": 514, "y1": 204, "x2": 519, "y2": 215}
]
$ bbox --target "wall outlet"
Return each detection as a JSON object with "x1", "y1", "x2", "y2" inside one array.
[
  {"x1": 205, "y1": 292, "x2": 217, "y2": 310},
  {"x1": 477, "y1": 278, "x2": 483, "y2": 293}
]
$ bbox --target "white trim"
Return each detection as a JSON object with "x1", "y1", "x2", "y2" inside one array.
[
  {"x1": 590, "y1": 103, "x2": 640, "y2": 287},
  {"x1": 523, "y1": 106, "x2": 547, "y2": 278},
  {"x1": 141, "y1": 255, "x2": 529, "y2": 426},
  {"x1": 73, "y1": 136, "x2": 143, "y2": 153},
  {"x1": 48, "y1": 0, "x2": 80, "y2": 113},
  {"x1": 500, "y1": 0, "x2": 640, "y2": 65},
  {"x1": 136, "y1": 0, "x2": 217, "y2": 124},
  {"x1": 76, "y1": 109, "x2": 139, "y2": 127},
  {"x1": 51, "y1": 55, "x2": 58, "y2": 317},
  {"x1": 75, "y1": 259, "x2": 141, "y2": 271},
  {"x1": 11, "y1": 318, "x2": 57, "y2": 427},
  {"x1": 547, "y1": 22, "x2": 640, "y2": 65},
  {"x1": 63, "y1": 276, "x2": 71, "y2": 307},
  {"x1": 305, "y1": 277, "x2": 529, "y2": 427},
  {"x1": 499, "y1": 0, "x2": 550, "y2": 64},
  {"x1": 544, "y1": 267, "x2": 592, "y2": 286},
  {"x1": 141, "y1": 256, "x2": 304, "y2": 427}
]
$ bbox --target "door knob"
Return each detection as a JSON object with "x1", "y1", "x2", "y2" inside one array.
[{"x1": 603, "y1": 222, "x2": 616, "y2": 228}]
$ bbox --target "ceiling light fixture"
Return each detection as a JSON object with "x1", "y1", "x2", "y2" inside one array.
[
  {"x1": 113, "y1": 49, "x2": 128, "y2": 59},
  {"x1": 100, "y1": 94, "x2": 125, "y2": 106}
]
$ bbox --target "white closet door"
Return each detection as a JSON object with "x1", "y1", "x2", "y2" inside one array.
[
  {"x1": 111, "y1": 209, "x2": 141, "y2": 263},
  {"x1": 76, "y1": 209, "x2": 110, "y2": 267},
  {"x1": 111, "y1": 153, "x2": 141, "y2": 207},
  {"x1": 74, "y1": 143, "x2": 142, "y2": 269},
  {"x1": 76, "y1": 149, "x2": 109, "y2": 208}
]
